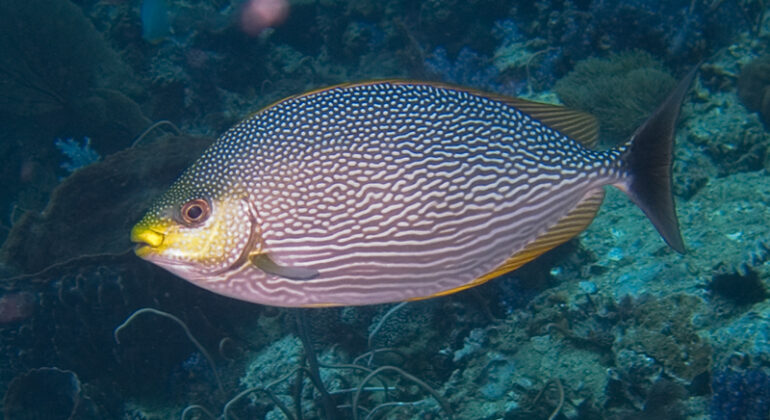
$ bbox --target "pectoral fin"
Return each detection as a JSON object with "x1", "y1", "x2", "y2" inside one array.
[{"x1": 250, "y1": 253, "x2": 319, "y2": 280}]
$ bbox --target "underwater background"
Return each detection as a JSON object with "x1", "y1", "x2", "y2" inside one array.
[{"x1": 0, "y1": 0, "x2": 769, "y2": 419}]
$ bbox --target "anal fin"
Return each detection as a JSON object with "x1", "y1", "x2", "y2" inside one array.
[
  {"x1": 490, "y1": 188, "x2": 605, "y2": 277},
  {"x1": 419, "y1": 188, "x2": 605, "y2": 300}
]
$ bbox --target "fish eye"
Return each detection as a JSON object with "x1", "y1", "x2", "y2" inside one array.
[{"x1": 180, "y1": 198, "x2": 210, "y2": 226}]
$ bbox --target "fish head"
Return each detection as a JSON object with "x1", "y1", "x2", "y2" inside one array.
[{"x1": 130, "y1": 180, "x2": 260, "y2": 282}]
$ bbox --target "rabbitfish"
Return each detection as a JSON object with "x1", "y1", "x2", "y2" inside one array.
[{"x1": 131, "y1": 72, "x2": 695, "y2": 307}]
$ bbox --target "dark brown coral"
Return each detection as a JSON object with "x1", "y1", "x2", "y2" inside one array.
[
  {"x1": 738, "y1": 55, "x2": 770, "y2": 127},
  {"x1": 0, "y1": 135, "x2": 211, "y2": 275}
]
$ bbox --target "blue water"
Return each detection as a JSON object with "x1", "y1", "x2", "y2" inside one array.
[{"x1": 0, "y1": 0, "x2": 769, "y2": 419}]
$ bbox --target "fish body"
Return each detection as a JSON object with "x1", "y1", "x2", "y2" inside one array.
[{"x1": 131, "y1": 74, "x2": 694, "y2": 307}]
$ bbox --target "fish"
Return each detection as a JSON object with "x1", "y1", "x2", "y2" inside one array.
[{"x1": 131, "y1": 69, "x2": 696, "y2": 307}]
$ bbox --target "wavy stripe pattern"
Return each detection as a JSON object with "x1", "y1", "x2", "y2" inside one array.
[{"x1": 202, "y1": 82, "x2": 626, "y2": 306}]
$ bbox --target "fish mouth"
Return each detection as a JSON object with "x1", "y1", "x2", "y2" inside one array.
[{"x1": 130, "y1": 225, "x2": 166, "y2": 257}]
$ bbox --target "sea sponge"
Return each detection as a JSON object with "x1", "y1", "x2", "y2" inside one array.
[
  {"x1": 554, "y1": 50, "x2": 676, "y2": 146},
  {"x1": 0, "y1": 134, "x2": 211, "y2": 274},
  {"x1": 737, "y1": 55, "x2": 770, "y2": 127},
  {"x1": 3, "y1": 368, "x2": 85, "y2": 420}
]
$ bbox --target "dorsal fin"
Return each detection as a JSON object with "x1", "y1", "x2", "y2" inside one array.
[
  {"x1": 406, "y1": 81, "x2": 601, "y2": 148},
  {"x1": 416, "y1": 81, "x2": 601, "y2": 149},
  {"x1": 254, "y1": 80, "x2": 600, "y2": 149},
  {"x1": 501, "y1": 97, "x2": 599, "y2": 148}
]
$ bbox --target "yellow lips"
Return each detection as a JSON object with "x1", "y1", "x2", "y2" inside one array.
[{"x1": 130, "y1": 225, "x2": 165, "y2": 257}]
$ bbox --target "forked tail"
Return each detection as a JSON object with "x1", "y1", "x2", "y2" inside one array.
[{"x1": 618, "y1": 65, "x2": 699, "y2": 254}]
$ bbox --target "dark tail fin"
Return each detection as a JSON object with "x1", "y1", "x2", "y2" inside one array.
[{"x1": 620, "y1": 65, "x2": 698, "y2": 254}]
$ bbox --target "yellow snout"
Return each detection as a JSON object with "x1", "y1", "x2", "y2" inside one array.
[{"x1": 130, "y1": 225, "x2": 165, "y2": 257}]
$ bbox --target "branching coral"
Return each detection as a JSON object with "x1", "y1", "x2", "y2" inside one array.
[{"x1": 176, "y1": 306, "x2": 451, "y2": 420}]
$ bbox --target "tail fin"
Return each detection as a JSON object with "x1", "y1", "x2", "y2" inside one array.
[{"x1": 620, "y1": 65, "x2": 698, "y2": 254}]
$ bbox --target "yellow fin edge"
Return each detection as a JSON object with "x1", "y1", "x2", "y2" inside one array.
[
  {"x1": 412, "y1": 189, "x2": 606, "y2": 301},
  {"x1": 249, "y1": 81, "x2": 599, "y2": 149}
]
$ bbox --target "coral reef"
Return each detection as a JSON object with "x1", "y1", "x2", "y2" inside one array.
[
  {"x1": 554, "y1": 50, "x2": 676, "y2": 145},
  {"x1": 0, "y1": 0, "x2": 148, "y2": 153},
  {"x1": 709, "y1": 264, "x2": 768, "y2": 305},
  {"x1": 0, "y1": 0, "x2": 129, "y2": 118},
  {"x1": 711, "y1": 367, "x2": 770, "y2": 420},
  {"x1": 738, "y1": 55, "x2": 770, "y2": 127},
  {"x1": 0, "y1": 0, "x2": 769, "y2": 419},
  {"x1": 425, "y1": 46, "x2": 505, "y2": 92},
  {"x1": 683, "y1": 52, "x2": 770, "y2": 179},
  {"x1": 0, "y1": 251, "x2": 265, "y2": 418},
  {"x1": 54, "y1": 138, "x2": 101, "y2": 174},
  {"x1": 2, "y1": 367, "x2": 97, "y2": 420},
  {"x1": 0, "y1": 134, "x2": 211, "y2": 274},
  {"x1": 615, "y1": 294, "x2": 711, "y2": 382},
  {"x1": 0, "y1": 0, "x2": 151, "y2": 242},
  {"x1": 509, "y1": 0, "x2": 754, "y2": 68}
]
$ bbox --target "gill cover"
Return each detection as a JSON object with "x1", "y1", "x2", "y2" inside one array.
[{"x1": 132, "y1": 194, "x2": 259, "y2": 277}]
